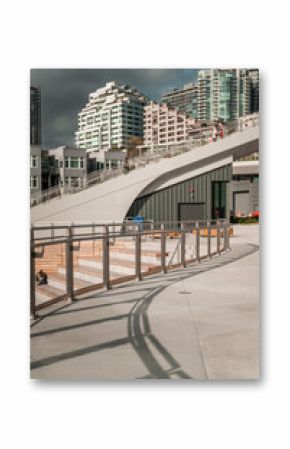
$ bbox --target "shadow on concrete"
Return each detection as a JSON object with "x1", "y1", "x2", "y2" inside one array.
[
  {"x1": 31, "y1": 243, "x2": 258, "y2": 379},
  {"x1": 31, "y1": 313, "x2": 129, "y2": 338}
]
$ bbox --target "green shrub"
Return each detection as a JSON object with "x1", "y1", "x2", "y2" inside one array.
[{"x1": 232, "y1": 216, "x2": 259, "y2": 224}]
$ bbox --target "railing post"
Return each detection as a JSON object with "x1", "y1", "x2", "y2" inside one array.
[
  {"x1": 31, "y1": 225, "x2": 34, "y2": 242},
  {"x1": 226, "y1": 222, "x2": 230, "y2": 251},
  {"x1": 207, "y1": 220, "x2": 211, "y2": 258},
  {"x1": 161, "y1": 223, "x2": 166, "y2": 273},
  {"x1": 181, "y1": 223, "x2": 186, "y2": 267},
  {"x1": 196, "y1": 221, "x2": 200, "y2": 262},
  {"x1": 112, "y1": 221, "x2": 116, "y2": 244},
  {"x1": 30, "y1": 229, "x2": 36, "y2": 319},
  {"x1": 223, "y1": 221, "x2": 227, "y2": 252},
  {"x1": 66, "y1": 227, "x2": 74, "y2": 301},
  {"x1": 217, "y1": 220, "x2": 221, "y2": 255},
  {"x1": 103, "y1": 225, "x2": 110, "y2": 289},
  {"x1": 135, "y1": 231, "x2": 142, "y2": 281}
]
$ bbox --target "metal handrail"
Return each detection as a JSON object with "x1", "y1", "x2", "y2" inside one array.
[
  {"x1": 30, "y1": 219, "x2": 231, "y2": 318},
  {"x1": 32, "y1": 219, "x2": 225, "y2": 229},
  {"x1": 31, "y1": 219, "x2": 226, "y2": 240}
]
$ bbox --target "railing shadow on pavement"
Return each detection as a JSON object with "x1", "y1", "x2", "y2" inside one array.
[{"x1": 30, "y1": 240, "x2": 259, "y2": 379}]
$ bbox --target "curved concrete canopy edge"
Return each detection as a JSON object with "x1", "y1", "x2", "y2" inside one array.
[{"x1": 31, "y1": 126, "x2": 259, "y2": 224}]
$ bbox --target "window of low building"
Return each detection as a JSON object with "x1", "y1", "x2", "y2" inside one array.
[
  {"x1": 31, "y1": 155, "x2": 38, "y2": 168},
  {"x1": 30, "y1": 176, "x2": 38, "y2": 188},
  {"x1": 64, "y1": 156, "x2": 85, "y2": 169},
  {"x1": 70, "y1": 157, "x2": 80, "y2": 168}
]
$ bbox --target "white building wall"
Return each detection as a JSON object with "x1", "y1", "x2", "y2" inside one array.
[
  {"x1": 75, "y1": 81, "x2": 147, "y2": 161},
  {"x1": 143, "y1": 101, "x2": 195, "y2": 147}
]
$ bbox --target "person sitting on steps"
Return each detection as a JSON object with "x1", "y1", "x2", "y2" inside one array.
[{"x1": 36, "y1": 269, "x2": 47, "y2": 285}]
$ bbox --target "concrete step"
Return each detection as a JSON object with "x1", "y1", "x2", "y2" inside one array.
[
  {"x1": 47, "y1": 271, "x2": 91, "y2": 291},
  {"x1": 78, "y1": 254, "x2": 160, "y2": 276},
  {"x1": 58, "y1": 265, "x2": 103, "y2": 284},
  {"x1": 35, "y1": 284, "x2": 66, "y2": 305},
  {"x1": 78, "y1": 257, "x2": 135, "y2": 276},
  {"x1": 109, "y1": 247, "x2": 164, "y2": 264}
]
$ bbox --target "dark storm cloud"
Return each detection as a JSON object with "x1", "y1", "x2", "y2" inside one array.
[{"x1": 30, "y1": 69, "x2": 198, "y2": 148}]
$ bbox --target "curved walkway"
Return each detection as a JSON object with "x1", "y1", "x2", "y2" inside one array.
[{"x1": 31, "y1": 225, "x2": 259, "y2": 380}]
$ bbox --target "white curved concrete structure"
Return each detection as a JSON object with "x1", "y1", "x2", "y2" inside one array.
[{"x1": 31, "y1": 126, "x2": 258, "y2": 224}]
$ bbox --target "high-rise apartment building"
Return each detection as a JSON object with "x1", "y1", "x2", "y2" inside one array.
[
  {"x1": 75, "y1": 81, "x2": 148, "y2": 161},
  {"x1": 143, "y1": 101, "x2": 196, "y2": 147},
  {"x1": 248, "y1": 69, "x2": 259, "y2": 113},
  {"x1": 197, "y1": 69, "x2": 239, "y2": 122},
  {"x1": 161, "y1": 82, "x2": 198, "y2": 119},
  {"x1": 197, "y1": 69, "x2": 259, "y2": 122},
  {"x1": 30, "y1": 86, "x2": 41, "y2": 145}
]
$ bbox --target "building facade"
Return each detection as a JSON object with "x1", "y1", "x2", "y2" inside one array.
[
  {"x1": 30, "y1": 145, "x2": 42, "y2": 195},
  {"x1": 197, "y1": 69, "x2": 259, "y2": 122},
  {"x1": 48, "y1": 146, "x2": 87, "y2": 189},
  {"x1": 126, "y1": 160, "x2": 259, "y2": 223},
  {"x1": 230, "y1": 161, "x2": 259, "y2": 217},
  {"x1": 143, "y1": 101, "x2": 196, "y2": 147},
  {"x1": 30, "y1": 86, "x2": 41, "y2": 145},
  {"x1": 126, "y1": 164, "x2": 232, "y2": 222},
  {"x1": 75, "y1": 81, "x2": 148, "y2": 162},
  {"x1": 248, "y1": 69, "x2": 259, "y2": 114},
  {"x1": 197, "y1": 69, "x2": 240, "y2": 122},
  {"x1": 161, "y1": 82, "x2": 198, "y2": 119}
]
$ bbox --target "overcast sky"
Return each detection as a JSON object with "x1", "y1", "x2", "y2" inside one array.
[{"x1": 31, "y1": 69, "x2": 199, "y2": 148}]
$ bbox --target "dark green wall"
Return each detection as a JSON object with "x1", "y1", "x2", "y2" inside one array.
[{"x1": 126, "y1": 164, "x2": 232, "y2": 222}]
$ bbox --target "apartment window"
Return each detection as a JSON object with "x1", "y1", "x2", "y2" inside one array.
[
  {"x1": 64, "y1": 157, "x2": 84, "y2": 169},
  {"x1": 70, "y1": 157, "x2": 80, "y2": 168},
  {"x1": 30, "y1": 176, "x2": 38, "y2": 188},
  {"x1": 30, "y1": 155, "x2": 38, "y2": 168}
]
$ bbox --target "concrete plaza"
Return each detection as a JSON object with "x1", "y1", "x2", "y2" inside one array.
[{"x1": 31, "y1": 224, "x2": 259, "y2": 380}]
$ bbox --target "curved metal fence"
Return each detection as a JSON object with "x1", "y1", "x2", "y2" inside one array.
[{"x1": 30, "y1": 220, "x2": 231, "y2": 318}]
